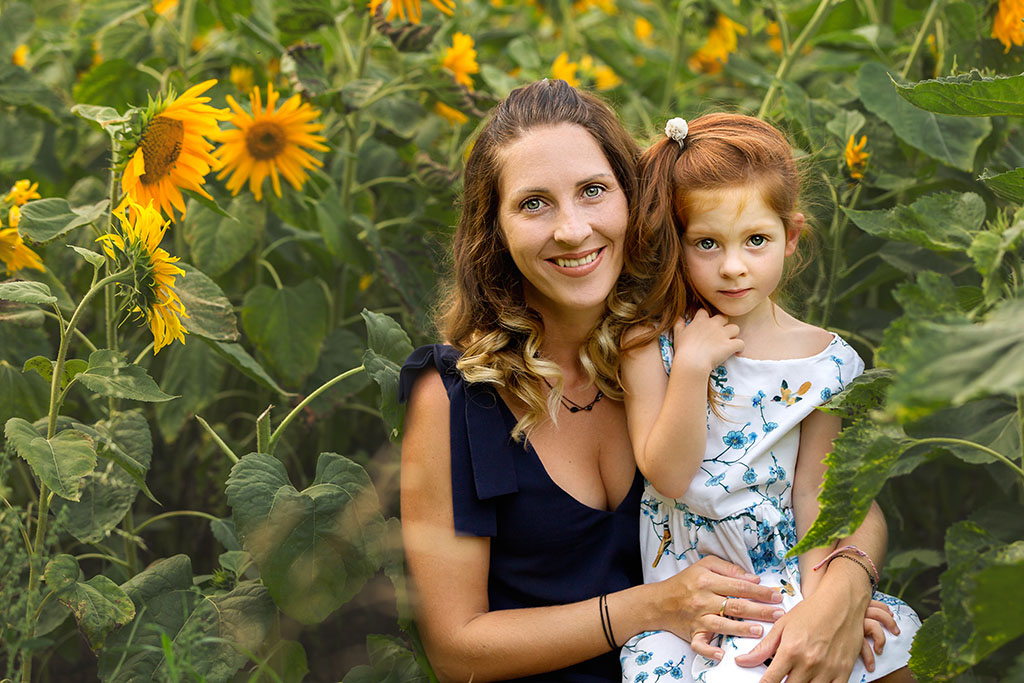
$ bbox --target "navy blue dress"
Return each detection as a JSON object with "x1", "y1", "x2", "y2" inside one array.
[{"x1": 399, "y1": 344, "x2": 644, "y2": 682}]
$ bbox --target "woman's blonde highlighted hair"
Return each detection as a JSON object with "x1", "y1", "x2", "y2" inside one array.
[{"x1": 437, "y1": 79, "x2": 664, "y2": 440}]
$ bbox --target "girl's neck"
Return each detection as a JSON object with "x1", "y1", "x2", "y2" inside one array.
[{"x1": 725, "y1": 298, "x2": 780, "y2": 339}]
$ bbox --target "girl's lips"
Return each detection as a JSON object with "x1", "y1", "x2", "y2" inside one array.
[
  {"x1": 547, "y1": 247, "x2": 604, "y2": 277},
  {"x1": 719, "y1": 288, "x2": 751, "y2": 298}
]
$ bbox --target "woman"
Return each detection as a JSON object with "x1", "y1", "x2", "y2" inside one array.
[
  {"x1": 398, "y1": 80, "x2": 889, "y2": 682},
  {"x1": 399, "y1": 79, "x2": 786, "y2": 682}
]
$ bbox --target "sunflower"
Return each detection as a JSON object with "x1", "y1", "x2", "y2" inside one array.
[
  {"x1": 12, "y1": 44, "x2": 28, "y2": 66},
  {"x1": 845, "y1": 135, "x2": 869, "y2": 180},
  {"x1": 442, "y1": 32, "x2": 479, "y2": 90},
  {"x1": 97, "y1": 199, "x2": 187, "y2": 353},
  {"x1": 120, "y1": 79, "x2": 228, "y2": 221},
  {"x1": 434, "y1": 101, "x2": 468, "y2": 125},
  {"x1": 634, "y1": 17, "x2": 653, "y2": 46},
  {"x1": 688, "y1": 14, "x2": 747, "y2": 74},
  {"x1": 212, "y1": 83, "x2": 329, "y2": 202},
  {"x1": 592, "y1": 65, "x2": 622, "y2": 91},
  {"x1": 5, "y1": 179, "x2": 41, "y2": 206},
  {"x1": 992, "y1": 0, "x2": 1024, "y2": 52},
  {"x1": 552, "y1": 52, "x2": 581, "y2": 87},
  {"x1": 368, "y1": 0, "x2": 455, "y2": 23},
  {"x1": 0, "y1": 226, "x2": 44, "y2": 274}
]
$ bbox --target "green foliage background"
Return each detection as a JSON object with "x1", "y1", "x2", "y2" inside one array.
[{"x1": 0, "y1": 0, "x2": 1022, "y2": 680}]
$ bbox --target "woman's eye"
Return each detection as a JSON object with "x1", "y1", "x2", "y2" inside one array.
[
  {"x1": 697, "y1": 238, "x2": 716, "y2": 250},
  {"x1": 522, "y1": 198, "x2": 543, "y2": 211},
  {"x1": 583, "y1": 185, "x2": 604, "y2": 199},
  {"x1": 749, "y1": 234, "x2": 766, "y2": 246}
]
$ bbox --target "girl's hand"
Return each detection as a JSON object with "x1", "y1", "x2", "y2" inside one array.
[
  {"x1": 671, "y1": 309, "x2": 744, "y2": 374},
  {"x1": 652, "y1": 556, "x2": 785, "y2": 660},
  {"x1": 734, "y1": 580, "x2": 867, "y2": 683},
  {"x1": 860, "y1": 600, "x2": 899, "y2": 673}
]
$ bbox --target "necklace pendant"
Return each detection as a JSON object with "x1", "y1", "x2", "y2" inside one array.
[{"x1": 568, "y1": 406, "x2": 580, "y2": 413}]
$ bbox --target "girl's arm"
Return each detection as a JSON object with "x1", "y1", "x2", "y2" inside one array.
[
  {"x1": 621, "y1": 312, "x2": 743, "y2": 498},
  {"x1": 735, "y1": 407, "x2": 885, "y2": 682},
  {"x1": 402, "y1": 368, "x2": 784, "y2": 681}
]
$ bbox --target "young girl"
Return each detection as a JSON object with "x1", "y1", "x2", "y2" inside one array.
[{"x1": 618, "y1": 114, "x2": 920, "y2": 683}]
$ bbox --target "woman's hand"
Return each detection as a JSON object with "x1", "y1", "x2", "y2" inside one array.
[
  {"x1": 733, "y1": 569, "x2": 870, "y2": 683},
  {"x1": 651, "y1": 555, "x2": 785, "y2": 660}
]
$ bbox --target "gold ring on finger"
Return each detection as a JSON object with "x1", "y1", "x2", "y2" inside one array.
[{"x1": 718, "y1": 597, "x2": 729, "y2": 617}]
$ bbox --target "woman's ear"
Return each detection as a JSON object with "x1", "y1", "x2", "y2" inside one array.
[{"x1": 784, "y1": 213, "x2": 804, "y2": 257}]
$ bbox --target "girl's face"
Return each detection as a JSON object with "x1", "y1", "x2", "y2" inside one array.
[
  {"x1": 496, "y1": 123, "x2": 628, "y2": 323},
  {"x1": 681, "y1": 185, "x2": 801, "y2": 324}
]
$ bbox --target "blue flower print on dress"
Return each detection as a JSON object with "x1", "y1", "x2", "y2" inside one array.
[
  {"x1": 636, "y1": 652, "x2": 652, "y2": 666},
  {"x1": 763, "y1": 421, "x2": 778, "y2": 434},
  {"x1": 752, "y1": 390, "x2": 766, "y2": 407},
  {"x1": 635, "y1": 673, "x2": 649, "y2": 682},
  {"x1": 710, "y1": 365, "x2": 729, "y2": 391},
  {"x1": 820, "y1": 387, "x2": 832, "y2": 401},
  {"x1": 720, "y1": 386, "x2": 735, "y2": 402},
  {"x1": 742, "y1": 468, "x2": 757, "y2": 484},
  {"x1": 723, "y1": 430, "x2": 747, "y2": 449},
  {"x1": 704, "y1": 472, "x2": 726, "y2": 488}
]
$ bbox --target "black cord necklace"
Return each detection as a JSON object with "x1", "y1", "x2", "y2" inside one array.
[{"x1": 543, "y1": 378, "x2": 604, "y2": 413}]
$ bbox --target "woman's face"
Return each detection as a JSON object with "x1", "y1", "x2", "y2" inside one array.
[{"x1": 496, "y1": 123, "x2": 627, "y2": 323}]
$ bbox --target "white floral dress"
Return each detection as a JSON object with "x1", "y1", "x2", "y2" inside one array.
[{"x1": 620, "y1": 333, "x2": 921, "y2": 683}]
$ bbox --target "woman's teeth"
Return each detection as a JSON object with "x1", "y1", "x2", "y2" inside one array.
[{"x1": 554, "y1": 250, "x2": 599, "y2": 268}]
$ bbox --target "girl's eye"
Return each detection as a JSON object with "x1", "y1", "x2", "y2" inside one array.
[
  {"x1": 521, "y1": 197, "x2": 544, "y2": 212},
  {"x1": 697, "y1": 238, "x2": 716, "y2": 250},
  {"x1": 582, "y1": 184, "x2": 604, "y2": 199},
  {"x1": 749, "y1": 234, "x2": 766, "y2": 246}
]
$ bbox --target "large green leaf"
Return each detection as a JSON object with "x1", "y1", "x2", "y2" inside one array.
[
  {"x1": 184, "y1": 197, "x2": 264, "y2": 278},
  {"x1": 363, "y1": 349, "x2": 403, "y2": 439},
  {"x1": 883, "y1": 298, "x2": 1024, "y2": 419},
  {"x1": 241, "y1": 280, "x2": 329, "y2": 387},
  {"x1": 225, "y1": 452, "x2": 387, "y2": 624},
  {"x1": 0, "y1": 63, "x2": 64, "y2": 119},
  {"x1": 842, "y1": 192, "x2": 985, "y2": 252},
  {"x1": 789, "y1": 419, "x2": 910, "y2": 555},
  {"x1": 77, "y1": 349, "x2": 175, "y2": 402},
  {"x1": 0, "y1": 359, "x2": 48, "y2": 428},
  {"x1": 98, "y1": 555, "x2": 275, "y2": 683},
  {"x1": 909, "y1": 612, "x2": 958, "y2": 680},
  {"x1": 17, "y1": 198, "x2": 109, "y2": 245},
  {"x1": 206, "y1": 339, "x2": 296, "y2": 397},
  {"x1": 0, "y1": 107, "x2": 43, "y2": 175},
  {"x1": 154, "y1": 338, "x2": 224, "y2": 440},
  {"x1": 343, "y1": 634, "x2": 429, "y2": 683},
  {"x1": 361, "y1": 309, "x2": 414, "y2": 365},
  {"x1": 979, "y1": 167, "x2": 1024, "y2": 204},
  {"x1": 0, "y1": 280, "x2": 56, "y2": 306},
  {"x1": 176, "y1": 263, "x2": 240, "y2": 342},
  {"x1": 5, "y1": 418, "x2": 97, "y2": 501},
  {"x1": 857, "y1": 62, "x2": 991, "y2": 172},
  {"x1": 817, "y1": 368, "x2": 893, "y2": 421},
  {"x1": 895, "y1": 71, "x2": 1024, "y2": 117},
  {"x1": 52, "y1": 411, "x2": 155, "y2": 542},
  {"x1": 43, "y1": 554, "x2": 135, "y2": 651}
]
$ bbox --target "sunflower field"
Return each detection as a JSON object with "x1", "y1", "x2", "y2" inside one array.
[{"x1": 0, "y1": 0, "x2": 1022, "y2": 679}]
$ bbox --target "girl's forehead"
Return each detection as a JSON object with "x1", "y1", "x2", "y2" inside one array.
[{"x1": 685, "y1": 185, "x2": 771, "y2": 221}]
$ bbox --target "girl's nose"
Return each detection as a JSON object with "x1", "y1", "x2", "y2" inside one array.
[
  {"x1": 553, "y1": 205, "x2": 592, "y2": 245},
  {"x1": 720, "y1": 249, "x2": 747, "y2": 278}
]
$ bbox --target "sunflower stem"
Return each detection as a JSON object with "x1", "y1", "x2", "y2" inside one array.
[
  {"x1": 660, "y1": 0, "x2": 691, "y2": 113},
  {"x1": 178, "y1": 0, "x2": 198, "y2": 75},
  {"x1": 258, "y1": 259, "x2": 285, "y2": 289},
  {"x1": 267, "y1": 365, "x2": 366, "y2": 455},
  {"x1": 900, "y1": 0, "x2": 942, "y2": 80},
  {"x1": 758, "y1": 0, "x2": 839, "y2": 118}
]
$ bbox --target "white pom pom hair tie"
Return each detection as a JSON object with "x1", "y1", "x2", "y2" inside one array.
[{"x1": 665, "y1": 117, "x2": 688, "y2": 148}]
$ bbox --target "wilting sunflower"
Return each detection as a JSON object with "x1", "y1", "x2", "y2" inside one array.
[
  {"x1": 213, "y1": 83, "x2": 329, "y2": 202},
  {"x1": 97, "y1": 199, "x2": 188, "y2": 353},
  {"x1": 368, "y1": 0, "x2": 455, "y2": 23},
  {"x1": 120, "y1": 79, "x2": 228, "y2": 220}
]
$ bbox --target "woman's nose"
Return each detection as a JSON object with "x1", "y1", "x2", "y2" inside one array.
[{"x1": 553, "y1": 205, "x2": 592, "y2": 245}]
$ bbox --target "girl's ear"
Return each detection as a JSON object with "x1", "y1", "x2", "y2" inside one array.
[{"x1": 784, "y1": 213, "x2": 804, "y2": 257}]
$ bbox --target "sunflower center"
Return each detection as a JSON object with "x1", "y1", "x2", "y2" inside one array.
[
  {"x1": 245, "y1": 122, "x2": 287, "y2": 160},
  {"x1": 139, "y1": 117, "x2": 184, "y2": 185}
]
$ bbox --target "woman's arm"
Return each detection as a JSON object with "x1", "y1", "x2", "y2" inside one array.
[
  {"x1": 402, "y1": 368, "x2": 785, "y2": 681},
  {"x1": 735, "y1": 407, "x2": 886, "y2": 681},
  {"x1": 621, "y1": 312, "x2": 744, "y2": 498}
]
